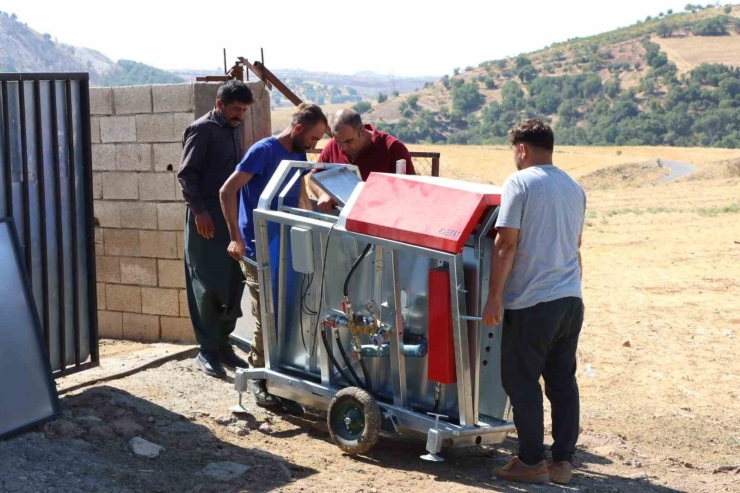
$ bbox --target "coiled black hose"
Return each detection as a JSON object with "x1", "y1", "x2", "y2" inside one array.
[
  {"x1": 320, "y1": 326, "x2": 355, "y2": 387},
  {"x1": 336, "y1": 334, "x2": 368, "y2": 390}
]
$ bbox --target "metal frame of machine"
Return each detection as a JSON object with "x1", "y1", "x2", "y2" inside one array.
[{"x1": 235, "y1": 160, "x2": 514, "y2": 458}]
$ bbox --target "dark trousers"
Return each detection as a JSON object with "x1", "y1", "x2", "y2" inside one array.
[
  {"x1": 184, "y1": 198, "x2": 244, "y2": 353},
  {"x1": 501, "y1": 296, "x2": 584, "y2": 465}
]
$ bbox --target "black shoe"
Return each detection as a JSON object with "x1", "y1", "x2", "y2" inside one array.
[
  {"x1": 195, "y1": 352, "x2": 227, "y2": 378},
  {"x1": 247, "y1": 379, "x2": 277, "y2": 407},
  {"x1": 219, "y1": 345, "x2": 248, "y2": 370}
]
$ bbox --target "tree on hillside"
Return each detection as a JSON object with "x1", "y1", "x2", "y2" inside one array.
[
  {"x1": 693, "y1": 16, "x2": 729, "y2": 36},
  {"x1": 667, "y1": 8, "x2": 673, "y2": 14},
  {"x1": 352, "y1": 101, "x2": 372, "y2": 114},
  {"x1": 518, "y1": 65, "x2": 538, "y2": 84},
  {"x1": 377, "y1": 93, "x2": 388, "y2": 103},
  {"x1": 407, "y1": 94, "x2": 419, "y2": 110},
  {"x1": 685, "y1": 3, "x2": 696, "y2": 12},
  {"x1": 484, "y1": 77, "x2": 496, "y2": 89},
  {"x1": 393, "y1": 90, "x2": 399, "y2": 97},
  {"x1": 496, "y1": 59, "x2": 507, "y2": 70},
  {"x1": 724, "y1": 5, "x2": 732, "y2": 14},
  {"x1": 657, "y1": 22, "x2": 674, "y2": 37},
  {"x1": 515, "y1": 55, "x2": 532, "y2": 69},
  {"x1": 452, "y1": 81, "x2": 485, "y2": 114},
  {"x1": 453, "y1": 67, "x2": 460, "y2": 76}
]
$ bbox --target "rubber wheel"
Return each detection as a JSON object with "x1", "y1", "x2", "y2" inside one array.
[{"x1": 327, "y1": 387, "x2": 380, "y2": 455}]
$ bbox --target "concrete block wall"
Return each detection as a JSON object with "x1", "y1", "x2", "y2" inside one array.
[{"x1": 92, "y1": 81, "x2": 271, "y2": 343}]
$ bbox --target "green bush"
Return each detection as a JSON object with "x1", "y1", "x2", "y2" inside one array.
[
  {"x1": 693, "y1": 16, "x2": 729, "y2": 36},
  {"x1": 377, "y1": 93, "x2": 388, "y2": 103},
  {"x1": 407, "y1": 94, "x2": 419, "y2": 110},
  {"x1": 352, "y1": 101, "x2": 372, "y2": 114},
  {"x1": 516, "y1": 55, "x2": 532, "y2": 69},
  {"x1": 452, "y1": 82, "x2": 486, "y2": 113}
]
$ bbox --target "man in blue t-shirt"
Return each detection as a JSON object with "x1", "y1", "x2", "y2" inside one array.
[{"x1": 220, "y1": 103, "x2": 327, "y2": 406}]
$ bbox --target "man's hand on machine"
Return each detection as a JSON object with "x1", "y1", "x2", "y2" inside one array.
[
  {"x1": 227, "y1": 238, "x2": 246, "y2": 261},
  {"x1": 194, "y1": 211, "x2": 215, "y2": 239},
  {"x1": 483, "y1": 295, "x2": 504, "y2": 327},
  {"x1": 317, "y1": 193, "x2": 336, "y2": 213}
]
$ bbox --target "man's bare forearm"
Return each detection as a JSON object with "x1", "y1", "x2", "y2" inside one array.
[
  {"x1": 489, "y1": 242, "x2": 517, "y2": 298},
  {"x1": 220, "y1": 189, "x2": 240, "y2": 242}
]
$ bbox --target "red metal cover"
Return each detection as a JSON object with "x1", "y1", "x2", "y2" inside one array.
[
  {"x1": 427, "y1": 267, "x2": 456, "y2": 384},
  {"x1": 344, "y1": 174, "x2": 501, "y2": 253}
]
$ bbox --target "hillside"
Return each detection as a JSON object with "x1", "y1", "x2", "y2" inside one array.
[
  {"x1": 363, "y1": 4, "x2": 740, "y2": 148},
  {"x1": 0, "y1": 11, "x2": 183, "y2": 86}
]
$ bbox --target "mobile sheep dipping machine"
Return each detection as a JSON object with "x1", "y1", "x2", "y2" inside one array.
[{"x1": 234, "y1": 160, "x2": 514, "y2": 460}]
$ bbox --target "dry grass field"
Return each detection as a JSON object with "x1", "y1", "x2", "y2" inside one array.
[{"x1": 654, "y1": 32, "x2": 740, "y2": 72}]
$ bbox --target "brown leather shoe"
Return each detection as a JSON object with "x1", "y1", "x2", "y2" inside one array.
[
  {"x1": 548, "y1": 460, "x2": 573, "y2": 485},
  {"x1": 493, "y1": 457, "x2": 550, "y2": 483}
]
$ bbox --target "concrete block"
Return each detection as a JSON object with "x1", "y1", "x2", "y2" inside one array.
[
  {"x1": 153, "y1": 84, "x2": 193, "y2": 113},
  {"x1": 179, "y1": 290, "x2": 189, "y2": 317},
  {"x1": 114, "y1": 85, "x2": 152, "y2": 115},
  {"x1": 90, "y1": 88, "x2": 113, "y2": 116},
  {"x1": 120, "y1": 257, "x2": 158, "y2": 286},
  {"x1": 139, "y1": 231, "x2": 178, "y2": 259},
  {"x1": 91, "y1": 116, "x2": 101, "y2": 144},
  {"x1": 120, "y1": 202, "x2": 158, "y2": 230},
  {"x1": 136, "y1": 114, "x2": 174, "y2": 143},
  {"x1": 157, "y1": 203, "x2": 185, "y2": 231},
  {"x1": 97, "y1": 283, "x2": 106, "y2": 310},
  {"x1": 106, "y1": 284, "x2": 142, "y2": 313},
  {"x1": 123, "y1": 313, "x2": 160, "y2": 342},
  {"x1": 141, "y1": 287, "x2": 180, "y2": 316},
  {"x1": 103, "y1": 229, "x2": 139, "y2": 257},
  {"x1": 93, "y1": 172, "x2": 102, "y2": 199},
  {"x1": 100, "y1": 116, "x2": 136, "y2": 143},
  {"x1": 193, "y1": 82, "x2": 221, "y2": 120},
  {"x1": 160, "y1": 317, "x2": 195, "y2": 343},
  {"x1": 115, "y1": 144, "x2": 152, "y2": 171},
  {"x1": 158, "y1": 259, "x2": 185, "y2": 288},
  {"x1": 102, "y1": 172, "x2": 138, "y2": 200},
  {"x1": 92, "y1": 144, "x2": 115, "y2": 171},
  {"x1": 98, "y1": 311, "x2": 123, "y2": 339},
  {"x1": 139, "y1": 172, "x2": 176, "y2": 201},
  {"x1": 96, "y1": 256, "x2": 120, "y2": 283},
  {"x1": 94, "y1": 200, "x2": 121, "y2": 228},
  {"x1": 173, "y1": 112, "x2": 194, "y2": 142},
  {"x1": 95, "y1": 228, "x2": 104, "y2": 255},
  {"x1": 153, "y1": 143, "x2": 182, "y2": 172},
  {"x1": 176, "y1": 231, "x2": 184, "y2": 259}
]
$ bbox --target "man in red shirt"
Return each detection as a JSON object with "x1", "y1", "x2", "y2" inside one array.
[{"x1": 308, "y1": 109, "x2": 415, "y2": 212}]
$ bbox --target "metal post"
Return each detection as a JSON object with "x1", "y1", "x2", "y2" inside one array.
[
  {"x1": 34, "y1": 80, "x2": 50, "y2": 350},
  {"x1": 50, "y1": 81, "x2": 67, "y2": 372},
  {"x1": 449, "y1": 254, "x2": 474, "y2": 426},
  {"x1": 431, "y1": 156, "x2": 440, "y2": 177},
  {"x1": 65, "y1": 80, "x2": 80, "y2": 368},
  {"x1": 18, "y1": 81, "x2": 32, "y2": 277},
  {"x1": 1, "y1": 81, "x2": 13, "y2": 217},
  {"x1": 80, "y1": 79, "x2": 99, "y2": 367},
  {"x1": 388, "y1": 249, "x2": 408, "y2": 407}
]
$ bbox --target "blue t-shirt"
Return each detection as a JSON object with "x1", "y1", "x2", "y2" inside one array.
[{"x1": 236, "y1": 137, "x2": 307, "y2": 257}]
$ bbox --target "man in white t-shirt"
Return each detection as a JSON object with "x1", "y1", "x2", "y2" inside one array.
[{"x1": 483, "y1": 119, "x2": 586, "y2": 485}]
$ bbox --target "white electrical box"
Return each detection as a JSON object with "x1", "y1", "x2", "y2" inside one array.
[{"x1": 290, "y1": 227, "x2": 314, "y2": 274}]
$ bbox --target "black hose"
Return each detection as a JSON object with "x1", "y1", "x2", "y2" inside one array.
[
  {"x1": 343, "y1": 243, "x2": 374, "y2": 297},
  {"x1": 337, "y1": 335, "x2": 367, "y2": 390},
  {"x1": 320, "y1": 326, "x2": 354, "y2": 387}
]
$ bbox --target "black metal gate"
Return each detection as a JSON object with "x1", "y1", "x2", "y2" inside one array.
[{"x1": 0, "y1": 72, "x2": 99, "y2": 377}]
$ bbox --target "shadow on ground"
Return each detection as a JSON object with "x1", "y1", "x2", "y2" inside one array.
[{"x1": 0, "y1": 386, "x2": 316, "y2": 493}]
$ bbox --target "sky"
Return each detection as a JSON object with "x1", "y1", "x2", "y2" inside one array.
[{"x1": 1, "y1": 0, "x2": 732, "y2": 76}]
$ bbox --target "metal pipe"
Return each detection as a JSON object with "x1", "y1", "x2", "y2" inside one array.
[{"x1": 359, "y1": 343, "x2": 427, "y2": 358}]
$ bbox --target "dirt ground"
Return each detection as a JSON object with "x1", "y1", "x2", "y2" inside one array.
[{"x1": 3, "y1": 157, "x2": 740, "y2": 492}]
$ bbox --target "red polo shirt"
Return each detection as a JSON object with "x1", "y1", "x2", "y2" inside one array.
[{"x1": 318, "y1": 124, "x2": 415, "y2": 180}]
